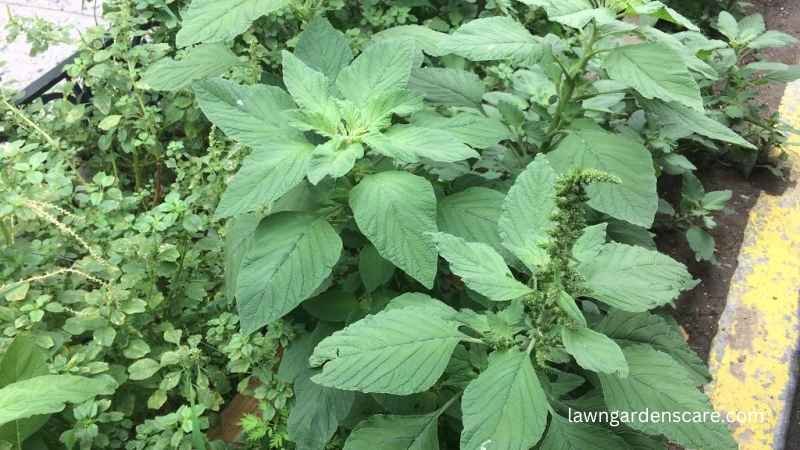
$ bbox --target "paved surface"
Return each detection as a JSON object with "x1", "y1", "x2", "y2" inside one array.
[
  {"x1": 707, "y1": 78, "x2": 800, "y2": 449},
  {"x1": 0, "y1": 0, "x2": 100, "y2": 90}
]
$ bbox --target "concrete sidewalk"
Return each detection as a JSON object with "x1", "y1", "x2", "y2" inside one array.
[{"x1": 0, "y1": 0, "x2": 100, "y2": 90}]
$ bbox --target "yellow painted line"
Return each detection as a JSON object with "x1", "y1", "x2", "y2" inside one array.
[{"x1": 707, "y1": 79, "x2": 800, "y2": 450}]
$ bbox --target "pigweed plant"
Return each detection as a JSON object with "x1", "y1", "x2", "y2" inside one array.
[{"x1": 0, "y1": 0, "x2": 798, "y2": 448}]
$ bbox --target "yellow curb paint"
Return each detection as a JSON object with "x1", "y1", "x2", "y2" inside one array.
[{"x1": 707, "y1": 79, "x2": 800, "y2": 450}]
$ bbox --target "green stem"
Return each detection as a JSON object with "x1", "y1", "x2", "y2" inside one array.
[
  {"x1": 0, "y1": 218, "x2": 12, "y2": 246},
  {"x1": 541, "y1": 24, "x2": 600, "y2": 151}
]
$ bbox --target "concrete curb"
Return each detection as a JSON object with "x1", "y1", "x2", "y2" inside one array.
[{"x1": 707, "y1": 79, "x2": 800, "y2": 450}]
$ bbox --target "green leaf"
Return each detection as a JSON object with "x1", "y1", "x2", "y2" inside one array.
[
  {"x1": 561, "y1": 326, "x2": 628, "y2": 376},
  {"x1": 540, "y1": 414, "x2": 629, "y2": 450},
  {"x1": 288, "y1": 369, "x2": 354, "y2": 450},
  {"x1": 717, "y1": 12, "x2": 739, "y2": 41},
  {"x1": 0, "y1": 336, "x2": 49, "y2": 445},
  {"x1": 0, "y1": 375, "x2": 116, "y2": 426},
  {"x1": 310, "y1": 305, "x2": 465, "y2": 394},
  {"x1": 194, "y1": 78, "x2": 299, "y2": 148},
  {"x1": 176, "y1": 0, "x2": 289, "y2": 47},
  {"x1": 411, "y1": 112, "x2": 512, "y2": 149},
  {"x1": 596, "y1": 309, "x2": 710, "y2": 383},
  {"x1": 686, "y1": 226, "x2": 716, "y2": 262},
  {"x1": 303, "y1": 289, "x2": 361, "y2": 323},
  {"x1": 579, "y1": 243, "x2": 695, "y2": 312},
  {"x1": 432, "y1": 233, "x2": 532, "y2": 301},
  {"x1": 599, "y1": 345, "x2": 737, "y2": 450},
  {"x1": 282, "y1": 51, "x2": 340, "y2": 134},
  {"x1": 359, "y1": 245, "x2": 395, "y2": 293},
  {"x1": 278, "y1": 323, "x2": 335, "y2": 383},
  {"x1": 215, "y1": 138, "x2": 314, "y2": 219},
  {"x1": 437, "y1": 187, "x2": 507, "y2": 257},
  {"x1": 572, "y1": 223, "x2": 608, "y2": 263},
  {"x1": 633, "y1": 1, "x2": 699, "y2": 31},
  {"x1": 365, "y1": 126, "x2": 478, "y2": 164},
  {"x1": 128, "y1": 358, "x2": 161, "y2": 381},
  {"x1": 344, "y1": 413, "x2": 441, "y2": 450},
  {"x1": 438, "y1": 17, "x2": 542, "y2": 62},
  {"x1": 223, "y1": 214, "x2": 260, "y2": 302},
  {"x1": 237, "y1": 213, "x2": 342, "y2": 333},
  {"x1": 408, "y1": 68, "x2": 485, "y2": 108},
  {"x1": 307, "y1": 140, "x2": 364, "y2": 185},
  {"x1": 605, "y1": 43, "x2": 703, "y2": 111},
  {"x1": 748, "y1": 30, "x2": 798, "y2": 50},
  {"x1": 350, "y1": 171, "x2": 439, "y2": 288},
  {"x1": 556, "y1": 291, "x2": 587, "y2": 327},
  {"x1": 295, "y1": 17, "x2": 353, "y2": 81},
  {"x1": 336, "y1": 40, "x2": 416, "y2": 107},
  {"x1": 142, "y1": 43, "x2": 241, "y2": 91},
  {"x1": 547, "y1": 124, "x2": 658, "y2": 228},
  {"x1": 460, "y1": 349, "x2": 548, "y2": 450},
  {"x1": 519, "y1": 0, "x2": 615, "y2": 29},
  {"x1": 373, "y1": 25, "x2": 448, "y2": 57},
  {"x1": 645, "y1": 101, "x2": 755, "y2": 149},
  {"x1": 499, "y1": 155, "x2": 558, "y2": 271},
  {"x1": 97, "y1": 115, "x2": 121, "y2": 131}
]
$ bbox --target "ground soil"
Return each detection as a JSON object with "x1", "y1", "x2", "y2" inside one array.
[{"x1": 663, "y1": 1, "x2": 800, "y2": 448}]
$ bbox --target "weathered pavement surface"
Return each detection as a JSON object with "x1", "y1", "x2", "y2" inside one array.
[{"x1": 0, "y1": 0, "x2": 98, "y2": 89}]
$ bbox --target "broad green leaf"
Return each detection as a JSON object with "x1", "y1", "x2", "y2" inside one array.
[
  {"x1": 359, "y1": 245, "x2": 395, "y2": 293},
  {"x1": 310, "y1": 305, "x2": 465, "y2": 394},
  {"x1": 717, "y1": 12, "x2": 739, "y2": 41},
  {"x1": 373, "y1": 25, "x2": 448, "y2": 56},
  {"x1": 282, "y1": 51, "x2": 340, "y2": 134},
  {"x1": 365, "y1": 126, "x2": 478, "y2": 164},
  {"x1": 0, "y1": 375, "x2": 116, "y2": 426},
  {"x1": 215, "y1": 138, "x2": 314, "y2": 219},
  {"x1": 438, "y1": 17, "x2": 542, "y2": 62},
  {"x1": 499, "y1": 156, "x2": 557, "y2": 271},
  {"x1": 432, "y1": 233, "x2": 532, "y2": 301},
  {"x1": 411, "y1": 112, "x2": 512, "y2": 149},
  {"x1": 295, "y1": 17, "x2": 353, "y2": 81},
  {"x1": 737, "y1": 14, "x2": 766, "y2": 44},
  {"x1": 540, "y1": 414, "x2": 629, "y2": 450},
  {"x1": 519, "y1": 0, "x2": 615, "y2": 29},
  {"x1": 336, "y1": 40, "x2": 416, "y2": 107},
  {"x1": 128, "y1": 358, "x2": 161, "y2": 380},
  {"x1": 142, "y1": 44, "x2": 241, "y2": 91},
  {"x1": 579, "y1": 243, "x2": 695, "y2": 312},
  {"x1": 548, "y1": 124, "x2": 658, "y2": 228},
  {"x1": 571, "y1": 223, "x2": 608, "y2": 263},
  {"x1": 633, "y1": 1, "x2": 699, "y2": 31},
  {"x1": 350, "y1": 172, "x2": 439, "y2": 288},
  {"x1": 0, "y1": 336, "x2": 49, "y2": 445},
  {"x1": 307, "y1": 140, "x2": 364, "y2": 185},
  {"x1": 302, "y1": 289, "x2": 361, "y2": 323},
  {"x1": 278, "y1": 323, "x2": 336, "y2": 383},
  {"x1": 176, "y1": 0, "x2": 289, "y2": 47},
  {"x1": 288, "y1": 368, "x2": 354, "y2": 450},
  {"x1": 437, "y1": 187, "x2": 506, "y2": 256},
  {"x1": 556, "y1": 291, "x2": 587, "y2": 327},
  {"x1": 344, "y1": 413, "x2": 441, "y2": 450},
  {"x1": 597, "y1": 309, "x2": 710, "y2": 382},
  {"x1": 237, "y1": 213, "x2": 342, "y2": 333},
  {"x1": 599, "y1": 345, "x2": 737, "y2": 450},
  {"x1": 408, "y1": 68, "x2": 485, "y2": 108},
  {"x1": 645, "y1": 101, "x2": 755, "y2": 149},
  {"x1": 748, "y1": 30, "x2": 798, "y2": 50},
  {"x1": 386, "y1": 293, "x2": 457, "y2": 317},
  {"x1": 461, "y1": 350, "x2": 548, "y2": 450},
  {"x1": 639, "y1": 26, "x2": 718, "y2": 80},
  {"x1": 561, "y1": 327, "x2": 628, "y2": 376},
  {"x1": 605, "y1": 43, "x2": 703, "y2": 111},
  {"x1": 744, "y1": 62, "x2": 800, "y2": 83},
  {"x1": 194, "y1": 78, "x2": 299, "y2": 148},
  {"x1": 686, "y1": 226, "x2": 716, "y2": 263},
  {"x1": 223, "y1": 214, "x2": 260, "y2": 302}
]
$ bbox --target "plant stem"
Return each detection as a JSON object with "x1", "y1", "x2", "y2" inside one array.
[{"x1": 541, "y1": 24, "x2": 600, "y2": 151}]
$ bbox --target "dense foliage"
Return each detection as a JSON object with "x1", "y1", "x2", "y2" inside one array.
[{"x1": 1, "y1": 0, "x2": 798, "y2": 449}]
